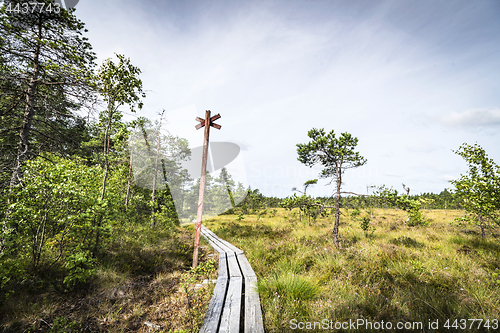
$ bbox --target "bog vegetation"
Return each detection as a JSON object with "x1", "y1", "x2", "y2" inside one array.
[
  {"x1": 204, "y1": 206, "x2": 500, "y2": 333},
  {"x1": 1, "y1": 1, "x2": 500, "y2": 332}
]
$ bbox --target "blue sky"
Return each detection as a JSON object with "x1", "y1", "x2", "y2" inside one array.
[{"x1": 74, "y1": 0, "x2": 500, "y2": 198}]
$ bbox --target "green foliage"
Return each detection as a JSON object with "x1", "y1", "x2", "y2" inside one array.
[
  {"x1": 0, "y1": 154, "x2": 128, "y2": 289},
  {"x1": 375, "y1": 185, "x2": 429, "y2": 226},
  {"x1": 6, "y1": 155, "x2": 103, "y2": 264},
  {"x1": 493, "y1": 271, "x2": 500, "y2": 286},
  {"x1": 296, "y1": 129, "x2": 367, "y2": 177},
  {"x1": 0, "y1": 3, "x2": 206, "y2": 332},
  {"x1": 390, "y1": 236, "x2": 424, "y2": 248},
  {"x1": 63, "y1": 251, "x2": 95, "y2": 289},
  {"x1": 97, "y1": 53, "x2": 145, "y2": 112},
  {"x1": 47, "y1": 317, "x2": 82, "y2": 333},
  {"x1": 0, "y1": 0, "x2": 97, "y2": 188},
  {"x1": 360, "y1": 215, "x2": 371, "y2": 232},
  {"x1": 281, "y1": 194, "x2": 312, "y2": 212},
  {"x1": 451, "y1": 143, "x2": 500, "y2": 236},
  {"x1": 296, "y1": 128, "x2": 366, "y2": 246},
  {"x1": 350, "y1": 208, "x2": 361, "y2": 218},
  {"x1": 190, "y1": 258, "x2": 217, "y2": 278},
  {"x1": 179, "y1": 259, "x2": 217, "y2": 330}
]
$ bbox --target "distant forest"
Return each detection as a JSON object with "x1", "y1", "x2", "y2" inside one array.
[{"x1": 237, "y1": 188, "x2": 462, "y2": 211}]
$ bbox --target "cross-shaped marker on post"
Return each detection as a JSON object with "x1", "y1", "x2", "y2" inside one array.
[
  {"x1": 192, "y1": 110, "x2": 221, "y2": 268},
  {"x1": 195, "y1": 113, "x2": 221, "y2": 130}
]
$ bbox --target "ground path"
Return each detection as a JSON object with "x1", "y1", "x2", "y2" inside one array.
[{"x1": 199, "y1": 225, "x2": 264, "y2": 333}]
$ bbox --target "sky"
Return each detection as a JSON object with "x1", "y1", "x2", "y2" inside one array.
[{"x1": 73, "y1": 0, "x2": 500, "y2": 198}]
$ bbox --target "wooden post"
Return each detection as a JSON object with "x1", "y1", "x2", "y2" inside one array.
[{"x1": 193, "y1": 110, "x2": 221, "y2": 268}]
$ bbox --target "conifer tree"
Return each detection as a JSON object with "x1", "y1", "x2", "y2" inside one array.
[{"x1": 0, "y1": 0, "x2": 96, "y2": 189}]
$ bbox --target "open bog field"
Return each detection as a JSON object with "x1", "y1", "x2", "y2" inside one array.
[{"x1": 203, "y1": 208, "x2": 500, "y2": 333}]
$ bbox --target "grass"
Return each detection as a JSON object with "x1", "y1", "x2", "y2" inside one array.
[
  {"x1": 0, "y1": 223, "x2": 217, "y2": 333},
  {"x1": 204, "y1": 208, "x2": 500, "y2": 332}
]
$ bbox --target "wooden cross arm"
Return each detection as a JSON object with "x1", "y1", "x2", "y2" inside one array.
[
  {"x1": 195, "y1": 121, "x2": 205, "y2": 130},
  {"x1": 195, "y1": 114, "x2": 222, "y2": 130}
]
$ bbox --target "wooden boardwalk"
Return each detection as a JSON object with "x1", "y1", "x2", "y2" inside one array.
[{"x1": 199, "y1": 225, "x2": 265, "y2": 333}]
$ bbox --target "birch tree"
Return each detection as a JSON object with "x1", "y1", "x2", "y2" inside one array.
[
  {"x1": 451, "y1": 143, "x2": 500, "y2": 237},
  {"x1": 96, "y1": 53, "x2": 145, "y2": 201},
  {"x1": 93, "y1": 54, "x2": 144, "y2": 253}
]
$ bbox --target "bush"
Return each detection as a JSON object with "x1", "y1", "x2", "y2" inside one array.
[
  {"x1": 360, "y1": 216, "x2": 371, "y2": 232},
  {"x1": 1, "y1": 155, "x2": 123, "y2": 288}
]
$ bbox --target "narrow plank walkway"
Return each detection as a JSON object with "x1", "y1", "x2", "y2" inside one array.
[{"x1": 199, "y1": 225, "x2": 265, "y2": 333}]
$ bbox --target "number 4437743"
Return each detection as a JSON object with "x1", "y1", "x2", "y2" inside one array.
[
  {"x1": 443, "y1": 319, "x2": 498, "y2": 330},
  {"x1": 4, "y1": 2, "x2": 61, "y2": 14}
]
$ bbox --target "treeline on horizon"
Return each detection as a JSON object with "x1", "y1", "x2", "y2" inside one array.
[{"x1": 237, "y1": 187, "x2": 462, "y2": 211}]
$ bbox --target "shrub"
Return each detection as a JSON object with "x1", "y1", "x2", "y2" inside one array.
[{"x1": 360, "y1": 216, "x2": 371, "y2": 232}]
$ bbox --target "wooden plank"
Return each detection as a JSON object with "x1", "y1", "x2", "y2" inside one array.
[
  {"x1": 226, "y1": 251, "x2": 242, "y2": 278},
  {"x1": 210, "y1": 123, "x2": 221, "y2": 130},
  {"x1": 200, "y1": 225, "x2": 264, "y2": 333},
  {"x1": 244, "y1": 276, "x2": 264, "y2": 333},
  {"x1": 201, "y1": 229, "x2": 228, "y2": 279},
  {"x1": 236, "y1": 253, "x2": 256, "y2": 278},
  {"x1": 202, "y1": 233, "x2": 226, "y2": 255},
  {"x1": 199, "y1": 276, "x2": 228, "y2": 333},
  {"x1": 218, "y1": 277, "x2": 243, "y2": 333},
  {"x1": 202, "y1": 227, "x2": 243, "y2": 254},
  {"x1": 202, "y1": 230, "x2": 234, "y2": 254},
  {"x1": 218, "y1": 238, "x2": 243, "y2": 254},
  {"x1": 217, "y1": 252, "x2": 228, "y2": 279},
  {"x1": 202, "y1": 227, "x2": 242, "y2": 255}
]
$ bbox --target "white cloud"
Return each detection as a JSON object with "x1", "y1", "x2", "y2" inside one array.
[
  {"x1": 406, "y1": 144, "x2": 445, "y2": 153},
  {"x1": 74, "y1": 0, "x2": 500, "y2": 196},
  {"x1": 383, "y1": 173, "x2": 402, "y2": 178},
  {"x1": 438, "y1": 108, "x2": 500, "y2": 127}
]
